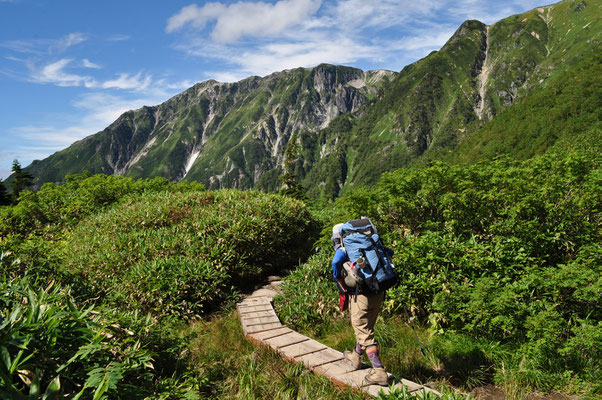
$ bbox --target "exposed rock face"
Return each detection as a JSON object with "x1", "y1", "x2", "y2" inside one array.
[{"x1": 27, "y1": 65, "x2": 394, "y2": 190}]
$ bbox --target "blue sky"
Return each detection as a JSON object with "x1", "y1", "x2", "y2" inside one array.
[{"x1": 0, "y1": 0, "x2": 543, "y2": 179}]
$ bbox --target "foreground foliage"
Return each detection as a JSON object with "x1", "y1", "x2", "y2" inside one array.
[
  {"x1": 0, "y1": 255, "x2": 153, "y2": 399},
  {"x1": 0, "y1": 174, "x2": 318, "y2": 398},
  {"x1": 277, "y1": 150, "x2": 601, "y2": 396}
]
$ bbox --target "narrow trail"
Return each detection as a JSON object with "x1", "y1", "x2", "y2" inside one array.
[
  {"x1": 476, "y1": 26, "x2": 491, "y2": 121},
  {"x1": 237, "y1": 279, "x2": 440, "y2": 398}
]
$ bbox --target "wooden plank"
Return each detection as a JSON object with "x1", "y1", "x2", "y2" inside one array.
[
  {"x1": 244, "y1": 322, "x2": 282, "y2": 334},
  {"x1": 363, "y1": 384, "x2": 390, "y2": 397},
  {"x1": 313, "y1": 359, "x2": 358, "y2": 377},
  {"x1": 265, "y1": 331, "x2": 309, "y2": 349},
  {"x1": 249, "y1": 327, "x2": 292, "y2": 341},
  {"x1": 400, "y1": 379, "x2": 426, "y2": 393},
  {"x1": 331, "y1": 369, "x2": 372, "y2": 388},
  {"x1": 237, "y1": 297, "x2": 271, "y2": 307},
  {"x1": 296, "y1": 347, "x2": 345, "y2": 369},
  {"x1": 238, "y1": 307, "x2": 274, "y2": 316},
  {"x1": 279, "y1": 338, "x2": 328, "y2": 360},
  {"x1": 240, "y1": 315, "x2": 281, "y2": 327}
]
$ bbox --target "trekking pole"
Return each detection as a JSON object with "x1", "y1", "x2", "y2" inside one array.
[{"x1": 395, "y1": 288, "x2": 428, "y2": 357}]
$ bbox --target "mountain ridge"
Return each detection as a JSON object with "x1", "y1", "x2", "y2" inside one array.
[{"x1": 19, "y1": 0, "x2": 601, "y2": 198}]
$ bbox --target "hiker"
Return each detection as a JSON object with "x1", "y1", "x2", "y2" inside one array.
[{"x1": 331, "y1": 219, "x2": 396, "y2": 387}]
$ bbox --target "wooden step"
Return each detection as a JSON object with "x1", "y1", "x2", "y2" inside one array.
[{"x1": 237, "y1": 288, "x2": 440, "y2": 398}]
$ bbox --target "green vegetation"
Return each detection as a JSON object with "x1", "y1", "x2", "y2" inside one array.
[
  {"x1": 59, "y1": 189, "x2": 314, "y2": 318},
  {"x1": 1, "y1": 1, "x2": 600, "y2": 398},
  {"x1": 1, "y1": 173, "x2": 322, "y2": 398},
  {"x1": 0, "y1": 180, "x2": 9, "y2": 206},
  {"x1": 276, "y1": 150, "x2": 601, "y2": 397},
  {"x1": 8, "y1": 160, "x2": 34, "y2": 203},
  {"x1": 451, "y1": 51, "x2": 601, "y2": 163}
]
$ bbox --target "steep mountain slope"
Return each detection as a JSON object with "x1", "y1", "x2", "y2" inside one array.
[
  {"x1": 26, "y1": 66, "x2": 395, "y2": 190},
  {"x1": 296, "y1": 0, "x2": 600, "y2": 199},
  {"x1": 21, "y1": 0, "x2": 600, "y2": 197}
]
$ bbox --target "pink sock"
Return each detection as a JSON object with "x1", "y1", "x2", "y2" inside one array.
[{"x1": 366, "y1": 345, "x2": 383, "y2": 368}]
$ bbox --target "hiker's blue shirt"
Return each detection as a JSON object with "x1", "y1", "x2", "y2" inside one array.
[
  {"x1": 332, "y1": 248, "x2": 347, "y2": 280},
  {"x1": 331, "y1": 248, "x2": 348, "y2": 293}
]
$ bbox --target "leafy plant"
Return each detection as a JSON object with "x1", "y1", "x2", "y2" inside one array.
[{"x1": 0, "y1": 268, "x2": 153, "y2": 399}]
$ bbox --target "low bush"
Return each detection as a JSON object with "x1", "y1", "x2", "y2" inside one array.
[
  {"x1": 57, "y1": 189, "x2": 316, "y2": 318},
  {"x1": 0, "y1": 172, "x2": 205, "y2": 237}
]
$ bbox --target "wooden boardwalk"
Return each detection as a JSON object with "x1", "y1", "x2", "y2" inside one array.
[{"x1": 237, "y1": 281, "x2": 439, "y2": 398}]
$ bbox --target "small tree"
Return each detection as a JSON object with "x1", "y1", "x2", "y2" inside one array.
[
  {"x1": 9, "y1": 159, "x2": 34, "y2": 202},
  {"x1": 279, "y1": 134, "x2": 307, "y2": 200},
  {"x1": 0, "y1": 180, "x2": 10, "y2": 205}
]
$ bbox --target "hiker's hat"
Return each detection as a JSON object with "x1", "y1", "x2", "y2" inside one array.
[{"x1": 331, "y1": 223, "x2": 344, "y2": 251}]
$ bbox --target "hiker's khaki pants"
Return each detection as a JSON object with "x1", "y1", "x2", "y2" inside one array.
[{"x1": 349, "y1": 291, "x2": 385, "y2": 349}]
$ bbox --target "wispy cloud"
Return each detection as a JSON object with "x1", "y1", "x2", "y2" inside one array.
[
  {"x1": 102, "y1": 72, "x2": 152, "y2": 90},
  {"x1": 167, "y1": 0, "x2": 322, "y2": 43},
  {"x1": 29, "y1": 58, "x2": 97, "y2": 87},
  {"x1": 2, "y1": 32, "x2": 87, "y2": 55},
  {"x1": 82, "y1": 58, "x2": 101, "y2": 69},
  {"x1": 107, "y1": 34, "x2": 131, "y2": 42},
  {"x1": 25, "y1": 59, "x2": 163, "y2": 93},
  {"x1": 49, "y1": 32, "x2": 87, "y2": 53}
]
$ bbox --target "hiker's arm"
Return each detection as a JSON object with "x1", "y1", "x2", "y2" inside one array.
[{"x1": 332, "y1": 249, "x2": 348, "y2": 293}]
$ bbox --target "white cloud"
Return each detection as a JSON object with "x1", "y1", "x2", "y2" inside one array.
[
  {"x1": 82, "y1": 58, "x2": 101, "y2": 69},
  {"x1": 240, "y1": 37, "x2": 378, "y2": 75},
  {"x1": 102, "y1": 72, "x2": 152, "y2": 90},
  {"x1": 393, "y1": 29, "x2": 456, "y2": 51},
  {"x1": 1, "y1": 39, "x2": 47, "y2": 55},
  {"x1": 107, "y1": 34, "x2": 131, "y2": 42},
  {"x1": 167, "y1": 0, "x2": 322, "y2": 43},
  {"x1": 27, "y1": 59, "x2": 160, "y2": 92},
  {"x1": 50, "y1": 32, "x2": 87, "y2": 53},
  {"x1": 29, "y1": 58, "x2": 97, "y2": 87}
]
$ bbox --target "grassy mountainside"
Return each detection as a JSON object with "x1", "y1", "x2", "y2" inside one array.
[
  {"x1": 295, "y1": 0, "x2": 601, "y2": 200},
  {"x1": 449, "y1": 50, "x2": 601, "y2": 162}
]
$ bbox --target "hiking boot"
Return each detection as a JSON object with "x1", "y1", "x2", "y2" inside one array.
[
  {"x1": 364, "y1": 367, "x2": 389, "y2": 386},
  {"x1": 343, "y1": 350, "x2": 361, "y2": 369}
]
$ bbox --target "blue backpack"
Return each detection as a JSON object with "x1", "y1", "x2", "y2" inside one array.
[{"x1": 340, "y1": 218, "x2": 398, "y2": 294}]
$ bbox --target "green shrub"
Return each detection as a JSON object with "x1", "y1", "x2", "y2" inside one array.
[
  {"x1": 58, "y1": 189, "x2": 316, "y2": 318},
  {"x1": 0, "y1": 172, "x2": 205, "y2": 237}
]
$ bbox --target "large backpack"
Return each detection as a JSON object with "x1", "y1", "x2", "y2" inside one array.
[{"x1": 340, "y1": 218, "x2": 398, "y2": 294}]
